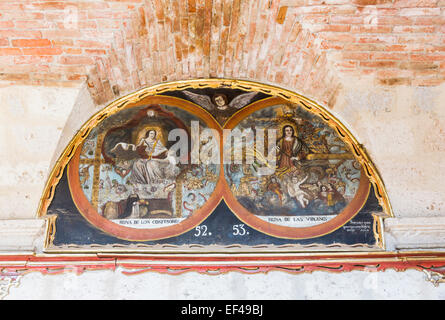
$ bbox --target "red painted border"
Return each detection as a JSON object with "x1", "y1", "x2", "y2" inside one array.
[{"x1": 2, "y1": 253, "x2": 445, "y2": 276}]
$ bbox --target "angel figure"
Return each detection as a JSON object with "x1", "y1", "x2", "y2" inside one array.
[
  {"x1": 183, "y1": 90, "x2": 258, "y2": 124},
  {"x1": 285, "y1": 174, "x2": 311, "y2": 209}
]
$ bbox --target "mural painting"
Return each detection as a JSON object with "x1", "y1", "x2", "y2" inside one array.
[
  {"x1": 222, "y1": 101, "x2": 370, "y2": 239},
  {"x1": 43, "y1": 84, "x2": 388, "y2": 251},
  {"x1": 69, "y1": 98, "x2": 222, "y2": 240}
]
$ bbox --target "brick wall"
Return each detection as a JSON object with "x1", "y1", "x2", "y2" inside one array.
[{"x1": 0, "y1": 0, "x2": 444, "y2": 106}]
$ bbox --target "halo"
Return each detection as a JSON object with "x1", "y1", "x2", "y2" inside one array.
[
  {"x1": 133, "y1": 125, "x2": 166, "y2": 146},
  {"x1": 278, "y1": 121, "x2": 299, "y2": 138}
]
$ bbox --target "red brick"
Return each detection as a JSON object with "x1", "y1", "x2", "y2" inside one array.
[
  {"x1": 414, "y1": 69, "x2": 440, "y2": 77},
  {"x1": 298, "y1": 5, "x2": 333, "y2": 14},
  {"x1": 96, "y1": 19, "x2": 122, "y2": 30},
  {"x1": 76, "y1": 40, "x2": 110, "y2": 48},
  {"x1": 14, "y1": 55, "x2": 53, "y2": 64},
  {"x1": 412, "y1": 78, "x2": 444, "y2": 86},
  {"x1": 22, "y1": 47, "x2": 62, "y2": 55},
  {"x1": 313, "y1": 24, "x2": 351, "y2": 32},
  {"x1": 288, "y1": 23, "x2": 303, "y2": 42},
  {"x1": 384, "y1": 44, "x2": 408, "y2": 51},
  {"x1": 0, "y1": 21, "x2": 14, "y2": 28},
  {"x1": 0, "y1": 30, "x2": 42, "y2": 39},
  {"x1": 358, "y1": 36, "x2": 396, "y2": 44},
  {"x1": 76, "y1": 1, "x2": 110, "y2": 10},
  {"x1": 42, "y1": 30, "x2": 82, "y2": 39},
  {"x1": 63, "y1": 48, "x2": 82, "y2": 54},
  {"x1": 318, "y1": 32, "x2": 355, "y2": 42},
  {"x1": 320, "y1": 40, "x2": 344, "y2": 50},
  {"x1": 29, "y1": 2, "x2": 72, "y2": 10},
  {"x1": 411, "y1": 54, "x2": 445, "y2": 61},
  {"x1": 0, "y1": 64, "x2": 50, "y2": 73},
  {"x1": 341, "y1": 52, "x2": 370, "y2": 60},
  {"x1": 378, "y1": 16, "x2": 413, "y2": 25},
  {"x1": 334, "y1": 60, "x2": 358, "y2": 69},
  {"x1": 2, "y1": 12, "x2": 44, "y2": 20},
  {"x1": 357, "y1": 26, "x2": 393, "y2": 33},
  {"x1": 393, "y1": 26, "x2": 436, "y2": 33},
  {"x1": 50, "y1": 65, "x2": 87, "y2": 75},
  {"x1": 353, "y1": 0, "x2": 393, "y2": 5},
  {"x1": 0, "y1": 48, "x2": 21, "y2": 55},
  {"x1": 405, "y1": 43, "x2": 435, "y2": 52},
  {"x1": 44, "y1": 11, "x2": 74, "y2": 22},
  {"x1": 12, "y1": 39, "x2": 52, "y2": 47},
  {"x1": 428, "y1": 46, "x2": 445, "y2": 52},
  {"x1": 393, "y1": 0, "x2": 439, "y2": 7},
  {"x1": 372, "y1": 8, "x2": 399, "y2": 15},
  {"x1": 188, "y1": 0, "x2": 196, "y2": 13},
  {"x1": 330, "y1": 15, "x2": 363, "y2": 24},
  {"x1": 302, "y1": 15, "x2": 330, "y2": 24},
  {"x1": 51, "y1": 39, "x2": 74, "y2": 46},
  {"x1": 370, "y1": 52, "x2": 410, "y2": 60},
  {"x1": 0, "y1": 73, "x2": 30, "y2": 81},
  {"x1": 331, "y1": 5, "x2": 357, "y2": 14},
  {"x1": 32, "y1": 73, "x2": 63, "y2": 81},
  {"x1": 14, "y1": 20, "x2": 48, "y2": 29},
  {"x1": 84, "y1": 49, "x2": 108, "y2": 55},
  {"x1": 152, "y1": 0, "x2": 165, "y2": 21},
  {"x1": 345, "y1": 43, "x2": 386, "y2": 51},
  {"x1": 77, "y1": 21, "x2": 98, "y2": 29},
  {"x1": 360, "y1": 60, "x2": 398, "y2": 68},
  {"x1": 398, "y1": 35, "x2": 440, "y2": 44},
  {"x1": 59, "y1": 55, "x2": 95, "y2": 65},
  {"x1": 0, "y1": 3, "x2": 25, "y2": 11},
  {"x1": 378, "y1": 77, "x2": 412, "y2": 85},
  {"x1": 400, "y1": 61, "x2": 438, "y2": 70},
  {"x1": 414, "y1": 16, "x2": 445, "y2": 25},
  {"x1": 222, "y1": 0, "x2": 232, "y2": 27},
  {"x1": 67, "y1": 74, "x2": 88, "y2": 81}
]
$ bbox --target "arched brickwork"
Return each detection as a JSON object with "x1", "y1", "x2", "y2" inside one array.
[{"x1": 0, "y1": 0, "x2": 443, "y2": 107}]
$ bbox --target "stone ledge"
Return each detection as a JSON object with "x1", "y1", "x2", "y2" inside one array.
[
  {"x1": 0, "y1": 219, "x2": 46, "y2": 253},
  {"x1": 384, "y1": 217, "x2": 445, "y2": 251}
]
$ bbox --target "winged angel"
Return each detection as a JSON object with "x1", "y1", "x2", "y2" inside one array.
[{"x1": 183, "y1": 90, "x2": 258, "y2": 124}]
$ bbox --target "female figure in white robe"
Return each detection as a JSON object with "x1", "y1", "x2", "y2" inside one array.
[{"x1": 130, "y1": 130, "x2": 178, "y2": 185}]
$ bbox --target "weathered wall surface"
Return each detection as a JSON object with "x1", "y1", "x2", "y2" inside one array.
[
  {"x1": 334, "y1": 80, "x2": 445, "y2": 219},
  {"x1": 0, "y1": 85, "x2": 80, "y2": 219},
  {"x1": 5, "y1": 268, "x2": 445, "y2": 300},
  {"x1": 332, "y1": 79, "x2": 445, "y2": 249}
]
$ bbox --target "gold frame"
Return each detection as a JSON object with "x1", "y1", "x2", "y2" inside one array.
[{"x1": 38, "y1": 78, "x2": 393, "y2": 252}]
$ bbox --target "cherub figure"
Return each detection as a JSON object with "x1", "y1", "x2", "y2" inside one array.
[{"x1": 183, "y1": 90, "x2": 258, "y2": 124}]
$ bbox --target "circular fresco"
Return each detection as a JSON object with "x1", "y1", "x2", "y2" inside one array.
[
  {"x1": 222, "y1": 98, "x2": 370, "y2": 239},
  {"x1": 68, "y1": 96, "x2": 222, "y2": 241}
]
